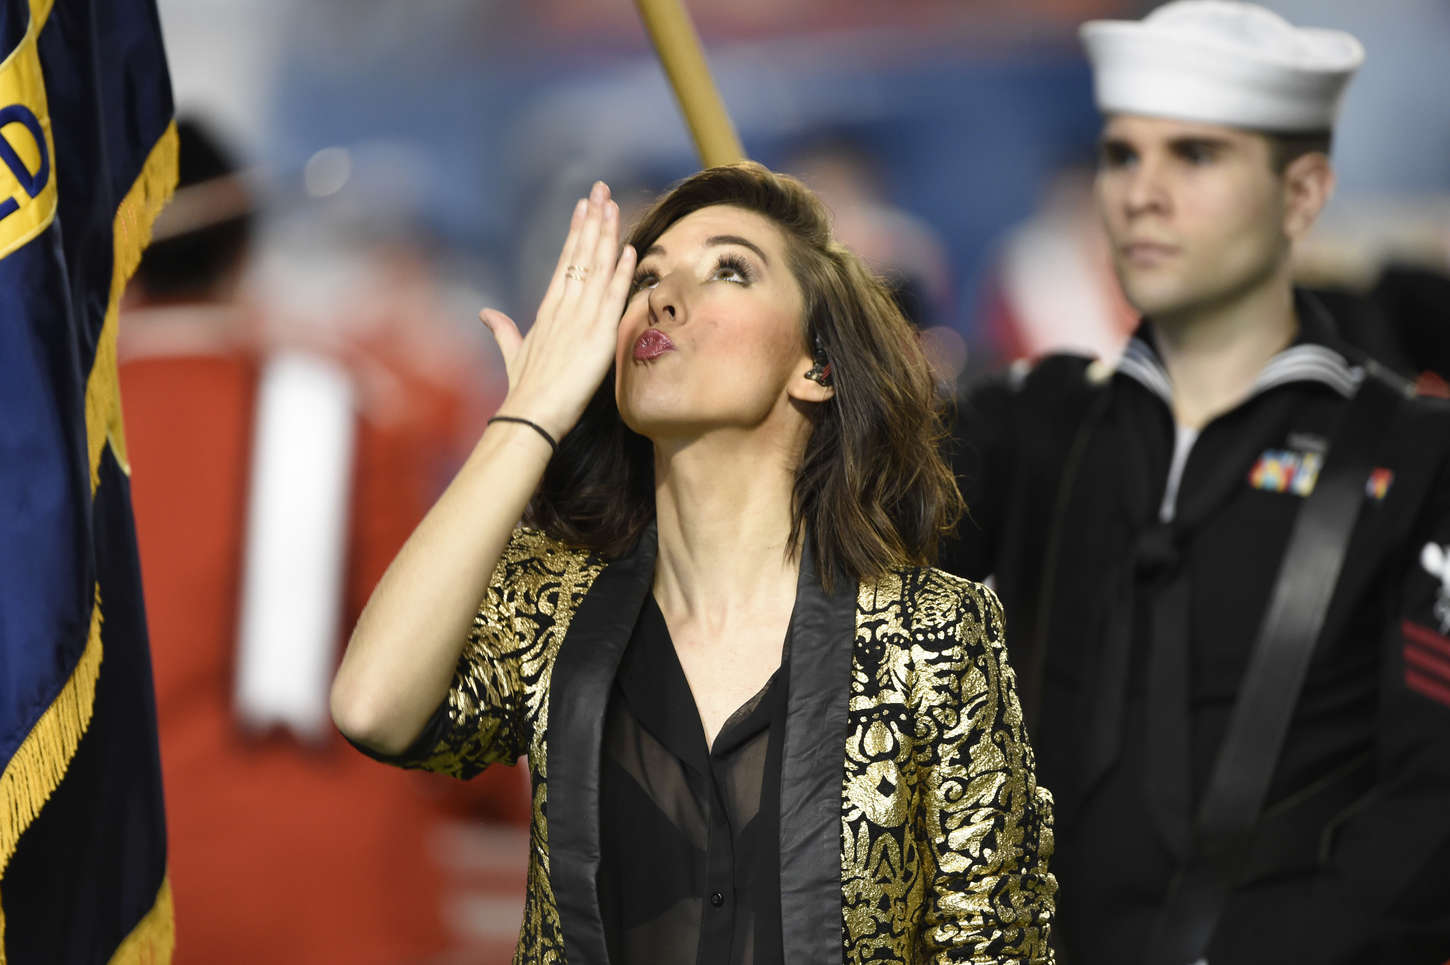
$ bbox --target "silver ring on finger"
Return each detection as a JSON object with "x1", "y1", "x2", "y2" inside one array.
[{"x1": 564, "y1": 264, "x2": 590, "y2": 282}]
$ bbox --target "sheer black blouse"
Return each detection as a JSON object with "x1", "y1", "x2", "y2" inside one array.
[{"x1": 597, "y1": 594, "x2": 787, "y2": 965}]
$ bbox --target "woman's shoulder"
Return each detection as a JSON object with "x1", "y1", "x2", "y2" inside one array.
[
  {"x1": 860, "y1": 564, "x2": 1005, "y2": 642},
  {"x1": 495, "y1": 525, "x2": 611, "y2": 591},
  {"x1": 503, "y1": 524, "x2": 588, "y2": 560}
]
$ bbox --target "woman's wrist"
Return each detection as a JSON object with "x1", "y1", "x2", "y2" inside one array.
[
  {"x1": 480, "y1": 415, "x2": 557, "y2": 462},
  {"x1": 486, "y1": 415, "x2": 557, "y2": 455},
  {"x1": 495, "y1": 390, "x2": 575, "y2": 444}
]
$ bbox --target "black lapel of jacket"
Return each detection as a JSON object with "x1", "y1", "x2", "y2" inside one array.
[
  {"x1": 778, "y1": 544, "x2": 855, "y2": 963},
  {"x1": 548, "y1": 522, "x2": 657, "y2": 965}
]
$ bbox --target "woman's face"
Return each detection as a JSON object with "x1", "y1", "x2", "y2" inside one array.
[{"x1": 615, "y1": 204, "x2": 820, "y2": 440}]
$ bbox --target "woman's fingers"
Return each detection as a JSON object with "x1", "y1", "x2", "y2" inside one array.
[
  {"x1": 478, "y1": 308, "x2": 523, "y2": 379},
  {"x1": 601, "y1": 244, "x2": 637, "y2": 324},
  {"x1": 559, "y1": 183, "x2": 608, "y2": 307},
  {"x1": 537, "y1": 183, "x2": 620, "y2": 327},
  {"x1": 483, "y1": 180, "x2": 631, "y2": 437},
  {"x1": 537, "y1": 198, "x2": 588, "y2": 323},
  {"x1": 581, "y1": 197, "x2": 621, "y2": 301}
]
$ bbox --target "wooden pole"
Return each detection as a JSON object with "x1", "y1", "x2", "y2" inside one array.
[{"x1": 633, "y1": 0, "x2": 746, "y2": 166}]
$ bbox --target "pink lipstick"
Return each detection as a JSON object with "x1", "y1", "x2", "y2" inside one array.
[{"x1": 633, "y1": 329, "x2": 675, "y2": 361}]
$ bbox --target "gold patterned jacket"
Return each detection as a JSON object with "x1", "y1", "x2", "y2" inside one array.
[{"x1": 375, "y1": 524, "x2": 1056, "y2": 963}]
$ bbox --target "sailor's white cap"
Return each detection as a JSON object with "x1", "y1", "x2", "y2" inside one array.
[{"x1": 1080, "y1": 1, "x2": 1364, "y2": 132}]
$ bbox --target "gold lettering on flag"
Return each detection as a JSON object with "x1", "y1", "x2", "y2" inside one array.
[{"x1": 0, "y1": 0, "x2": 59, "y2": 260}]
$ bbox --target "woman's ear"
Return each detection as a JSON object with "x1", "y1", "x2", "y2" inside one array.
[
  {"x1": 790, "y1": 334, "x2": 835, "y2": 402},
  {"x1": 790, "y1": 363, "x2": 836, "y2": 403}
]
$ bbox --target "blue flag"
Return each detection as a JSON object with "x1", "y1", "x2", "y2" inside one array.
[{"x1": 0, "y1": 0, "x2": 177, "y2": 960}]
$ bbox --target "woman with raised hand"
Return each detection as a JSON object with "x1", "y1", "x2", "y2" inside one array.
[{"x1": 331, "y1": 164, "x2": 1056, "y2": 964}]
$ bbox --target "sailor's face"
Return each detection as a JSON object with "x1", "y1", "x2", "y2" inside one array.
[{"x1": 1094, "y1": 114, "x2": 1291, "y2": 319}]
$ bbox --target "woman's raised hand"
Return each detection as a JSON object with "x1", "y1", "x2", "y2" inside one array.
[
  {"x1": 333, "y1": 182, "x2": 636, "y2": 751},
  {"x1": 479, "y1": 181, "x2": 637, "y2": 443}
]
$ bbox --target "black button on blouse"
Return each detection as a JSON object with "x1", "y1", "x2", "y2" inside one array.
[{"x1": 598, "y1": 594, "x2": 788, "y2": 965}]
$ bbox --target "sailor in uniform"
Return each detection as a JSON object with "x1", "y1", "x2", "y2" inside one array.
[{"x1": 942, "y1": 4, "x2": 1450, "y2": 962}]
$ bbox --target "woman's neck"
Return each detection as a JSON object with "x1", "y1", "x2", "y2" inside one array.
[
  {"x1": 1152, "y1": 269, "x2": 1298, "y2": 429},
  {"x1": 650, "y1": 427, "x2": 804, "y2": 632}
]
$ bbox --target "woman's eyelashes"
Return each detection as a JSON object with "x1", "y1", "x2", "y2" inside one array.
[
  {"x1": 629, "y1": 253, "x2": 756, "y2": 299},
  {"x1": 709, "y1": 253, "x2": 753, "y2": 285},
  {"x1": 628, "y1": 268, "x2": 656, "y2": 298}
]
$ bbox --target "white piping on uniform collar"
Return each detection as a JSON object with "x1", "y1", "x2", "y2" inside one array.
[
  {"x1": 1250, "y1": 343, "x2": 1363, "y2": 398},
  {"x1": 1116, "y1": 336, "x2": 1174, "y2": 405},
  {"x1": 1114, "y1": 334, "x2": 1364, "y2": 405}
]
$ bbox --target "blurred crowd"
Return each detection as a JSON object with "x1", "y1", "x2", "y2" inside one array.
[{"x1": 126, "y1": 0, "x2": 1450, "y2": 961}]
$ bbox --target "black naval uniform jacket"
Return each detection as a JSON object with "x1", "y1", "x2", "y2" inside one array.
[
  {"x1": 370, "y1": 523, "x2": 1056, "y2": 964},
  {"x1": 942, "y1": 293, "x2": 1450, "y2": 965}
]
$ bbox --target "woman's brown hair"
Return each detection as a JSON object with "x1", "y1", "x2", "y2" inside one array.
[{"x1": 527, "y1": 161, "x2": 963, "y2": 589}]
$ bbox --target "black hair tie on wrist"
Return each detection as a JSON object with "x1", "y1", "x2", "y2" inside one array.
[{"x1": 487, "y1": 415, "x2": 558, "y2": 455}]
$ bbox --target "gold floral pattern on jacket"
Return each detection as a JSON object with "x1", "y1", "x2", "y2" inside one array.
[{"x1": 842, "y1": 568, "x2": 1055, "y2": 962}]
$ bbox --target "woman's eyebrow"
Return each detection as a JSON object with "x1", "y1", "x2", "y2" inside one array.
[
  {"x1": 641, "y1": 235, "x2": 770, "y2": 266},
  {"x1": 705, "y1": 235, "x2": 769, "y2": 265}
]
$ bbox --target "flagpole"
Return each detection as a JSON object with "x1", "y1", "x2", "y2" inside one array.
[{"x1": 633, "y1": 0, "x2": 746, "y2": 166}]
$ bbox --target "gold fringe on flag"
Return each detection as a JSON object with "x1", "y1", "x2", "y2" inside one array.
[
  {"x1": 0, "y1": 592, "x2": 103, "y2": 871},
  {"x1": 107, "y1": 874, "x2": 176, "y2": 965},
  {"x1": 86, "y1": 120, "x2": 180, "y2": 490}
]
